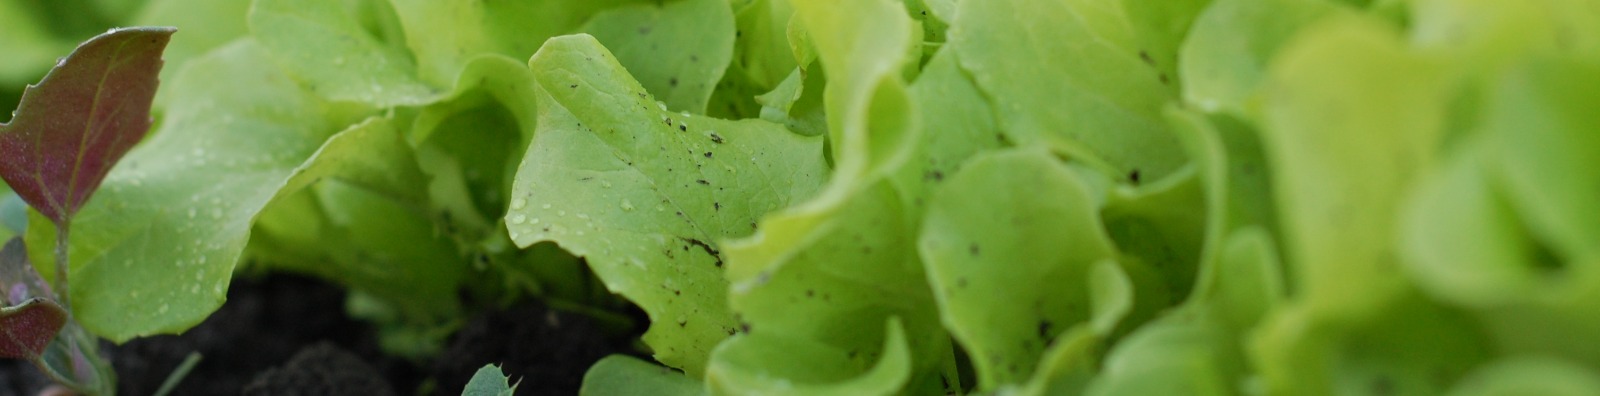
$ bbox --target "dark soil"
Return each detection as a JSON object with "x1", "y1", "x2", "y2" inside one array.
[
  {"x1": 241, "y1": 343, "x2": 393, "y2": 396},
  {"x1": 0, "y1": 273, "x2": 645, "y2": 396},
  {"x1": 431, "y1": 304, "x2": 630, "y2": 396}
]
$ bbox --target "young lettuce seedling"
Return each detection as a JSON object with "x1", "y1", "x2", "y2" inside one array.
[{"x1": 0, "y1": 26, "x2": 176, "y2": 395}]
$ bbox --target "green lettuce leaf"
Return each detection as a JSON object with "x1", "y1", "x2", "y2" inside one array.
[
  {"x1": 582, "y1": 0, "x2": 735, "y2": 114},
  {"x1": 1179, "y1": 0, "x2": 1345, "y2": 115},
  {"x1": 580, "y1": 355, "x2": 704, "y2": 396},
  {"x1": 509, "y1": 34, "x2": 827, "y2": 375},
  {"x1": 387, "y1": 0, "x2": 648, "y2": 87},
  {"x1": 249, "y1": 0, "x2": 439, "y2": 106},
  {"x1": 920, "y1": 148, "x2": 1133, "y2": 390},
  {"x1": 950, "y1": 0, "x2": 1183, "y2": 180},
  {"x1": 706, "y1": 318, "x2": 912, "y2": 396}
]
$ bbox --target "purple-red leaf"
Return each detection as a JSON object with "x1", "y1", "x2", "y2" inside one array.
[
  {"x1": 0, "y1": 298, "x2": 67, "y2": 360},
  {"x1": 0, "y1": 27, "x2": 175, "y2": 225}
]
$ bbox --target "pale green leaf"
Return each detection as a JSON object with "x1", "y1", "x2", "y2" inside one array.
[
  {"x1": 1257, "y1": 15, "x2": 1450, "y2": 316},
  {"x1": 1084, "y1": 312, "x2": 1241, "y2": 396},
  {"x1": 249, "y1": 0, "x2": 439, "y2": 106},
  {"x1": 1252, "y1": 296, "x2": 1492, "y2": 395},
  {"x1": 791, "y1": 0, "x2": 918, "y2": 186},
  {"x1": 919, "y1": 148, "x2": 1125, "y2": 390},
  {"x1": 582, "y1": 0, "x2": 736, "y2": 114},
  {"x1": 1484, "y1": 57, "x2": 1600, "y2": 262},
  {"x1": 388, "y1": 0, "x2": 648, "y2": 87},
  {"x1": 951, "y1": 0, "x2": 1184, "y2": 179},
  {"x1": 731, "y1": 0, "x2": 799, "y2": 91},
  {"x1": 509, "y1": 34, "x2": 827, "y2": 375},
  {"x1": 1119, "y1": 0, "x2": 1212, "y2": 92},
  {"x1": 580, "y1": 355, "x2": 704, "y2": 396},
  {"x1": 132, "y1": 0, "x2": 252, "y2": 106},
  {"x1": 246, "y1": 117, "x2": 464, "y2": 322},
  {"x1": 706, "y1": 318, "x2": 911, "y2": 396},
  {"x1": 723, "y1": 181, "x2": 953, "y2": 394},
  {"x1": 1179, "y1": 0, "x2": 1345, "y2": 115},
  {"x1": 886, "y1": 47, "x2": 1000, "y2": 220}
]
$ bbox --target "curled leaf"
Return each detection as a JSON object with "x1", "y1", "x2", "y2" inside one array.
[{"x1": 0, "y1": 298, "x2": 67, "y2": 360}]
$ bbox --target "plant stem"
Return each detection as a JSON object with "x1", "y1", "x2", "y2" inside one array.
[{"x1": 54, "y1": 224, "x2": 70, "y2": 311}]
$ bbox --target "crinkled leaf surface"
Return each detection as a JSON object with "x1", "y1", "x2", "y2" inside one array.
[
  {"x1": 711, "y1": 47, "x2": 994, "y2": 396},
  {"x1": 388, "y1": 0, "x2": 648, "y2": 87},
  {"x1": 1400, "y1": 58, "x2": 1600, "y2": 365},
  {"x1": 246, "y1": 116, "x2": 464, "y2": 320},
  {"x1": 1485, "y1": 57, "x2": 1600, "y2": 263},
  {"x1": 885, "y1": 48, "x2": 999, "y2": 219},
  {"x1": 580, "y1": 355, "x2": 704, "y2": 396},
  {"x1": 1257, "y1": 16, "x2": 1450, "y2": 315},
  {"x1": 1179, "y1": 0, "x2": 1344, "y2": 115},
  {"x1": 509, "y1": 34, "x2": 826, "y2": 375},
  {"x1": 919, "y1": 148, "x2": 1128, "y2": 390},
  {"x1": 249, "y1": 0, "x2": 437, "y2": 106},
  {"x1": 1119, "y1": 0, "x2": 1212, "y2": 92},
  {"x1": 706, "y1": 319, "x2": 911, "y2": 396},
  {"x1": 1083, "y1": 312, "x2": 1241, "y2": 396},
  {"x1": 0, "y1": 27, "x2": 173, "y2": 225},
  {"x1": 730, "y1": 0, "x2": 799, "y2": 91},
  {"x1": 1253, "y1": 294, "x2": 1493, "y2": 395},
  {"x1": 25, "y1": 39, "x2": 370, "y2": 341},
  {"x1": 791, "y1": 0, "x2": 918, "y2": 185},
  {"x1": 950, "y1": 0, "x2": 1183, "y2": 179},
  {"x1": 723, "y1": 181, "x2": 952, "y2": 394},
  {"x1": 582, "y1": 0, "x2": 735, "y2": 114}
]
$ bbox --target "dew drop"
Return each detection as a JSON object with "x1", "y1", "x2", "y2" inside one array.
[
  {"x1": 510, "y1": 214, "x2": 527, "y2": 224},
  {"x1": 158, "y1": 304, "x2": 169, "y2": 314},
  {"x1": 509, "y1": 231, "x2": 521, "y2": 240},
  {"x1": 511, "y1": 198, "x2": 527, "y2": 210},
  {"x1": 620, "y1": 199, "x2": 635, "y2": 211},
  {"x1": 542, "y1": 204, "x2": 552, "y2": 209}
]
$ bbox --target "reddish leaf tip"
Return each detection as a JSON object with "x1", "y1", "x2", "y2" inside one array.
[
  {"x1": 0, "y1": 298, "x2": 68, "y2": 359},
  {"x1": 0, "y1": 26, "x2": 176, "y2": 225}
]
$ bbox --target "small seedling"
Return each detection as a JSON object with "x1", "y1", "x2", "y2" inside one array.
[{"x1": 0, "y1": 26, "x2": 176, "y2": 395}]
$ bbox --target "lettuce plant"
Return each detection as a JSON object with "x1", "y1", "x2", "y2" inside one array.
[{"x1": 4, "y1": 0, "x2": 1600, "y2": 395}]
